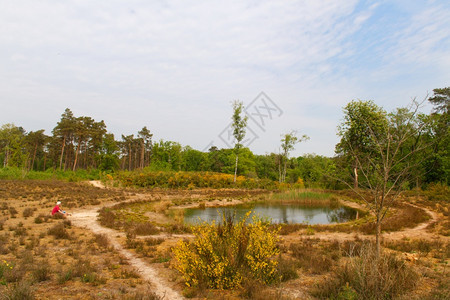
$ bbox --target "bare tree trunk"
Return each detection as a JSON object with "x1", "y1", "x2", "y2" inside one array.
[
  {"x1": 59, "y1": 136, "x2": 66, "y2": 170},
  {"x1": 30, "y1": 143, "x2": 38, "y2": 171},
  {"x1": 234, "y1": 155, "x2": 238, "y2": 183},
  {"x1": 353, "y1": 165, "x2": 358, "y2": 189},
  {"x1": 140, "y1": 141, "x2": 145, "y2": 169},
  {"x1": 375, "y1": 215, "x2": 381, "y2": 259},
  {"x1": 64, "y1": 144, "x2": 70, "y2": 171},
  {"x1": 278, "y1": 155, "x2": 282, "y2": 183},
  {"x1": 3, "y1": 144, "x2": 9, "y2": 167},
  {"x1": 128, "y1": 144, "x2": 132, "y2": 171},
  {"x1": 121, "y1": 156, "x2": 125, "y2": 170},
  {"x1": 73, "y1": 141, "x2": 81, "y2": 172}
]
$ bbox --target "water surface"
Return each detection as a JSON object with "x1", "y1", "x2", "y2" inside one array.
[{"x1": 184, "y1": 202, "x2": 357, "y2": 225}]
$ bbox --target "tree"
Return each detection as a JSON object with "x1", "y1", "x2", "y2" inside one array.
[
  {"x1": 336, "y1": 100, "x2": 387, "y2": 188},
  {"x1": 295, "y1": 154, "x2": 337, "y2": 188},
  {"x1": 182, "y1": 146, "x2": 208, "y2": 171},
  {"x1": 231, "y1": 100, "x2": 248, "y2": 183},
  {"x1": 422, "y1": 87, "x2": 450, "y2": 184},
  {"x1": 428, "y1": 87, "x2": 449, "y2": 114},
  {"x1": 0, "y1": 124, "x2": 26, "y2": 168},
  {"x1": 336, "y1": 99, "x2": 428, "y2": 257},
  {"x1": 279, "y1": 131, "x2": 309, "y2": 183},
  {"x1": 255, "y1": 153, "x2": 278, "y2": 181},
  {"x1": 120, "y1": 134, "x2": 135, "y2": 171},
  {"x1": 24, "y1": 130, "x2": 47, "y2": 171},
  {"x1": 98, "y1": 133, "x2": 120, "y2": 171},
  {"x1": 72, "y1": 116, "x2": 93, "y2": 171},
  {"x1": 137, "y1": 126, "x2": 153, "y2": 169},
  {"x1": 53, "y1": 108, "x2": 76, "y2": 170}
]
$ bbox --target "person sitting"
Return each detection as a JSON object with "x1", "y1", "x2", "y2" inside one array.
[{"x1": 51, "y1": 201, "x2": 69, "y2": 217}]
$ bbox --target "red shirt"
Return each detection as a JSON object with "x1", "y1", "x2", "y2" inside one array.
[{"x1": 52, "y1": 205, "x2": 60, "y2": 215}]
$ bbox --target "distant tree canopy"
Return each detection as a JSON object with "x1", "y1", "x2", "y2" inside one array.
[{"x1": 0, "y1": 88, "x2": 448, "y2": 188}]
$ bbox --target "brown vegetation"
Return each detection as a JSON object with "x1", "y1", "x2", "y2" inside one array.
[{"x1": 0, "y1": 179, "x2": 448, "y2": 299}]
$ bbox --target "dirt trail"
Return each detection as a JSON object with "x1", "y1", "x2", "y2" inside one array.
[
  {"x1": 289, "y1": 202, "x2": 447, "y2": 244},
  {"x1": 72, "y1": 183, "x2": 184, "y2": 300},
  {"x1": 88, "y1": 180, "x2": 106, "y2": 189}
]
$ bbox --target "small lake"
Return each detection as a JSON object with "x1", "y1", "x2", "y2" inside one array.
[{"x1": 184, "y1": 203, "x2": 358, "y2": 225}]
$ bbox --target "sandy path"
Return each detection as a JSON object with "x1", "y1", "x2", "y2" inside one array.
[
  {"x1": 71, "y1": 186, "x2": 184, "y2": 300},
  {"x1": 285, "y1": 202, "x2": 447, "y2": 244}
]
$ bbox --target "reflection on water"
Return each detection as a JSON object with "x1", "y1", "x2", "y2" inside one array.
[{"x1": 184, "y1": 203, "x2": 357, "y2": 225}]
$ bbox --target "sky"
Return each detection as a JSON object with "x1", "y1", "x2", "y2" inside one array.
[{"x1": 1, "y1": 0, "x2": 449, "y2": 157}]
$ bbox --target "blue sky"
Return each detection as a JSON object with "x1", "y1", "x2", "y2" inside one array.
[{"x1": 1, "y1": 0, "x2": 449, "y2": 157}]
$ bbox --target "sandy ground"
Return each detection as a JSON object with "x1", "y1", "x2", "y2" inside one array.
[{"x1": 70, "y1": 181, "x2": 184, "y2": 300}]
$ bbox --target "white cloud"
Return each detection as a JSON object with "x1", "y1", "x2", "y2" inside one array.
[{"x1": 0, "y1": 0, "x2": 448, "y2": 157}]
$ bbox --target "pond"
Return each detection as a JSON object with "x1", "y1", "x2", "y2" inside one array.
[{"x1": 183, "y1": 202, "x2": 358, "y2": 225}]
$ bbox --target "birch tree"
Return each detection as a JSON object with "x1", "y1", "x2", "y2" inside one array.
[
  {"x1": 279, "y1": 131, "x2": 309, "y2": 183},
  {"x1": 231, "y1": 100, "x2": 248, "y2": 183}
]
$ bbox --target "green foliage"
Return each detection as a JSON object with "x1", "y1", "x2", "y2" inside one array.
[
  {"x1": 115, "y1": 170, "x2": 277, "y2": 189},
  {"x1": 0, "y1": 167, "x2": 101, "y2": 181},
  {"x1": 181, "y1": 146, "x2": 208, "y2": 171},
  {"x1": 0, "y1": 90, "x2": 448, "y2": 188},
  {"x1": 279, "y1": 131, "x2": 309, "y2": 183},
  {"x1": 428, "y1": 87, "x2": 449, "y2": 114},
  {"x1": 173, "y1": 212, "x2": 280, "y2": 289},
  {"x1": 270, "y1": 189, "x2": 333, "y2": 202},
  {"x1": 231, "y1": 100, "x2": 249, "y2": 183},
  {"x1": 336, "y1": 100, "x2": 388, "y2": 156}
]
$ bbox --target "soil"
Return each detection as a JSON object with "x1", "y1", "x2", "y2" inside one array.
[{"x1": 70, "y1": 181, "x2": 183, "y2": 299}]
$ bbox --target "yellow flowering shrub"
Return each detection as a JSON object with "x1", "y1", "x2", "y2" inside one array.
[
  {"x1": 115, "y1": 170, "x2": 279, "y2": 189},
  {"x1": 173, "y1": 212, "x2": 279, "y2": 289}
]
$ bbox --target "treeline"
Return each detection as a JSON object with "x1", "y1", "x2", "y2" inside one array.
[{"x1": 0, "y1": 87, "x2": 448, "y2": 188}]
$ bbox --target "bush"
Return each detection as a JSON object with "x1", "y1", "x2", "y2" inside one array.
[
  {"x1": 173, "y1": 212, "x2": 279, "y2": 289},
  {"x1": 116, "y1": 170, "x2": 279, "y2": 189},
  {"x1": 47, "y1": 222, "x2": 70, "y2": 239},
  {"x1": 314, "y1": 242, "x2": 419, "y2": 299},
  {"x1": 22, "y1": 208, "x2": 34, "y2": 218},
  {"x1": 32, "y1": 262, "x2": 51, "y2": 282},
  {"x1": 3, "y1": 280, "x2": 34, "y2": 300},
  {"x1": 132, "y1": 222, "x2": 160, "y2": 236},
  {"x1": 94, "y1": 233, "x2": 110, "y2": 248}
]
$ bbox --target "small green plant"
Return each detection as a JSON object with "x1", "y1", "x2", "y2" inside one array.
[
  {"x1": 57, "y1": 269, "x2": 73, "y2": 284},
  {"x1": 305, "y1": 225, "x2": 315, "y2": 235}
]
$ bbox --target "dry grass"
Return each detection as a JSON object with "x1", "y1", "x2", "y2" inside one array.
[
  {"x1": 47, "y1": 222, "x2": 70, "y2": 239},
  {"x1": 289, "y1": 238, "x2": 341, "y2": 274},
  {"x1": 312, "y1": 242, "x2": 420, "y2": 299},
  {"x1": 131, "y1": 222, "x2": 160, "y2": 236}
]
